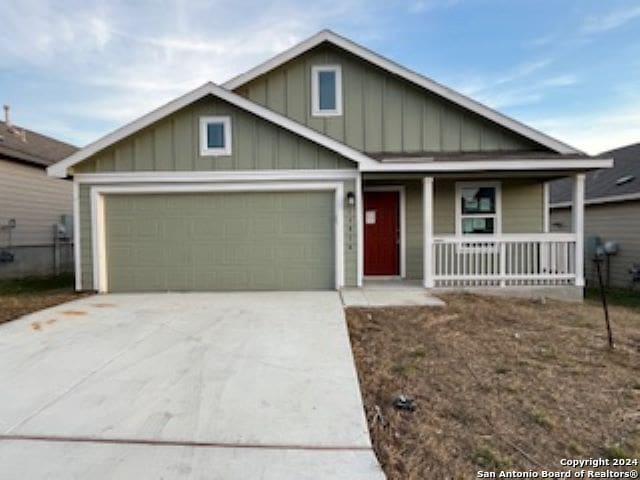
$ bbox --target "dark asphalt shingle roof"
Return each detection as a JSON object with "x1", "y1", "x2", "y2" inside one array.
[
  {"x1": 0, "y1": 120, "x2": 77, "y2": 168},
  {"x1": 550, "y1": 142, "x2": 640, "y2": 204}
]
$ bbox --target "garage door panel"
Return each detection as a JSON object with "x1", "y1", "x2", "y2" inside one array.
[
  {"x1": 254, "y1": 218, "x2": 278, "y2": 235},
  {"x1": 133, "y1": 219, "x2": 161, "y2": 238},
  {"x1": 249, "y1": 195, "x2": 277, "y2": 211},
  {"x1": 223, "y1": 218, "x2": 250, "y2": 238},
  {"x1": 165, "y1": 270, "x2": 192, "y2": 291},
  {"x1": 213, "y1": 267, "x2": 249, "y2": 289},
  {"x1": 108, "y1": 246, "x2": 133, "y2": 268},
  {"x1": 109, "y1": 219, "x2": 132, "y2": 238},
  {"x1": 191, "y1": 245, "x2": 224, "y2": 265},
  {"x1": 105, "y1": 191, "x2": 334, "y2": 292},
  {"x1": 126, "y1": 268, "x2": 165, "y2": 291},
  {"x1": 134, "y1": 245, "x2": 165, "y2": 267},
  {"x1": 191, "y1": 221, "x2": 224, "y2": 238},
  {"x1": 166, "y1": 245, "x2": 193, "y2": 266}
]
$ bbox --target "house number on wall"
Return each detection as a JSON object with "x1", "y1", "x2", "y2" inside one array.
[{"x1": 366, "y1": 210, "x2": 376, "y2": 225}]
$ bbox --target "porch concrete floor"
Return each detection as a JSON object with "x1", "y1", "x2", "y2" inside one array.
[{"x1": 340, "y1": 281, "x2": 445, "y2": 307}]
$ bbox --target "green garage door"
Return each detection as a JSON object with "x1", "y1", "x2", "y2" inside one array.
[{"x1": 105, "y1": 191, "x2": 335, "y2": 292}]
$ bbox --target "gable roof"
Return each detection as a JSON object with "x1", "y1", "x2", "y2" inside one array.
[
  {"x1": 0, "y1": 120, "x2": 77, "y2": 168},
  {"x1": 224, "y1": 29, "x2": 581, "y2": 155},
  {"x1": 551, "y1": 143, "x2": 640, "y2": 206},
  {"x1": 47, "y1": 82, "x2": 378, "y2": 178}
]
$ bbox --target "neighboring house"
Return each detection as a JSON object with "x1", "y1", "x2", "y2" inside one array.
[
  {"x1": 0, "y1": 108, "x2": 78, "y2": 278},
  {"x1": 47, "y1": 30, "x2": 611, "y2": 297},
  {"x1": 550, "y1": 143, "x2": 640, "y2": 288}
]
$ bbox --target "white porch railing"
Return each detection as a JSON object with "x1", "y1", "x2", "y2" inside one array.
[{"x1": 432, "y1": 234, "x2": 577, "y2": 287}]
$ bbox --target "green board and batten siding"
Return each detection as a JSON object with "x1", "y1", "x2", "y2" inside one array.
[
  {"x1": 74, "y1": 97, "x2": 354, "y2": 173},
  {"x1": 75, "y1": 96, "x2": 358, "y2": 291},
  {"x1": 235, "y1": 44, "x2": 545, "y2": 154}
]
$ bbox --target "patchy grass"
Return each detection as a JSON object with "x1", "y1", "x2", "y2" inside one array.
[
  {"x1": 346, "y1": 294, "x2": 640, "y2": 479},
  {"x1": 586, "y1": 286, "x2": 640, "y2": 311},
  {"x1": 0, "y1": 273, "x2": 74, "y2": 294},
  {"x1": 0, "y1": 274, "x2": 90, "y2": 325}
]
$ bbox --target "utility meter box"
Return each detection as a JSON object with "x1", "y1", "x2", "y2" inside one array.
[{"x1": 586, "y1": 236, "x2": 603, "y2": 260}]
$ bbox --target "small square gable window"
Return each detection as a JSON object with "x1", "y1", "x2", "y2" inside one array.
[
  {"x1": 200, "y1": 116, "x2": 232, "y2": 156},
  {"x1": 312, "y1": 65, "x2": 342, "y2": 117}
]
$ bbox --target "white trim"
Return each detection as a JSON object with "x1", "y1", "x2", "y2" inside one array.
[
  {"x1": 572, "y1": 174, "x2": 585, "y2": 288},
  {"x1": 423, "y1": 177, "x2": 434, "y2": 288},
  {"x1": 356, "y1": 172, "x2": 364, "y2": 287},
  {"x1": 89, "y1": 182, "x2": 345, "y2": 293},
  {"x1": 47, "y1": 82, "x2": 377, "y2": 178},
  {"x1": 551, "y1": 190, "x2": 640, "y2": 208},
  {"x1": 72, "y1": 180, "x2": 81, "y2": 290},
  {"x1": 455, "y1": 181, "x2": 502, "y2": 236},
  {"x1": 433, "y1": 233, "x2": 576, "y2": 243},
  {"x1": 223, "y1": 30, "x2": 581, "y2": 155},
  {"x1": 360, "y1": 158, "x2": 613, "y2": 172},
  {"x1": 199, "y1": 116, "x2": 232, "y2": 156},
  {"x1": 543, "y1": 181, "x2": 550, "y2": 233},
  {"x1": 311, "y1": 65, "x2": 343, "y2": 117},
  {"x1": 74, "y1": 169, "x2": 358, "y2": 184},
  {"x1": 363, "y1": 185, "x2": 406, "y2": 278}
]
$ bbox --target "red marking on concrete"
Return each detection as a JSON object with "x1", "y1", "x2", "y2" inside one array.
[{"x1": 0, "y1": 434, "x2": 372, "y2": 452}]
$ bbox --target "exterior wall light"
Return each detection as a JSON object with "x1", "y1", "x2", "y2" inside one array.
[{"x1": 346, "y1": 191, "x2": 355, "y2": 206}]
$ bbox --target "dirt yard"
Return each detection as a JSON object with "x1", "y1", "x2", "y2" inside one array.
[
  {"x1": 347, "y1": 294, "x2": 640, "y2": 479},
  {"x1": 0, "y1": 274, "x2": 91, "y2": 325}
]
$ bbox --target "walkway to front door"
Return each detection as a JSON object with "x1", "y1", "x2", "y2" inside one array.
[{"x1": 364, "y1": 190, "x2": 399, "y2": 276}]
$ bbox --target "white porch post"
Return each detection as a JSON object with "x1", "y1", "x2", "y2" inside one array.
[
  {"x1": 572, "y1": 173, "x2": 585, "y2": 287},
  {"x1": 543, "y1": 181, "x2": 550, "y2": 233},
  {"x1": 423, "y1": 177, "x2": 434, "y2": 288},
  {"x1": 356, "y1": 172, "x2": 364, "y2": 287}
]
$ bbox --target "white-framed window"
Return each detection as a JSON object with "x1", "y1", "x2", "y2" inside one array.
[
  {"x1": 311, "y1": 65, "x2": 342, "y2": 117},
  {"x1": 455, "y1": 181, "x2": 502, "y2": 236},
  {"x1": 199, "y1": 116, "x2": 232, "y2": 156}
]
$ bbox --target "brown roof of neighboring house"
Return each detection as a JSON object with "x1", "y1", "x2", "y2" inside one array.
[
  {"x1": 551, "y1": 142, "x2": 640, "y2": 204},
  {"x1": 0, "y1": 120, "x2": 78, "y2": 168}
]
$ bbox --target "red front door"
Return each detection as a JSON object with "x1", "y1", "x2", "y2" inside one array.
[{"x1": 364, "y1": 191, "x2": 399, "y2": 275}]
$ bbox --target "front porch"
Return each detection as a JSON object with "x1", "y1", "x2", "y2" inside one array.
[{"x1": 356, "y1": 173, "x2": 586, "y2": 295}]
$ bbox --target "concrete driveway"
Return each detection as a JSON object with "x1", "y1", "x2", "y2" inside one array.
[{"x1": 0, "y1": 292, "x2": 383, "y2": 479}]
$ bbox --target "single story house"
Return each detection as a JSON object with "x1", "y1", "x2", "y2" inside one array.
[
  {"x1": 0, "y1": 107, "x2": 77, "y2": 278},
  {"x1": 550, "y1": 142, "x2": 640, "y2": 288},
  {"x1": 47, "y1": 30, "x2": 612, "y2": 297}
]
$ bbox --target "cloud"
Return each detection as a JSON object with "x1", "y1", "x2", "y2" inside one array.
[
  {"x1": 450, "y1": 60, "x2": 578, "y2": 110},
  {"x1": 407, "y1": 0, "x2": 459, "y2": 14},
  {"x1": 582, "y1": 4, "x2": 640, "y2": 34},
  {"x1": 1, "y1": 0, "x2": 388, "y2": 143},
  {"x1": 526, "y1": 100, "x2": 640, "y2": 155}
]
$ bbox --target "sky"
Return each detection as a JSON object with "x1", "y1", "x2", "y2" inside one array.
[{"x1": 1, "y1": 0, "x2": 639, "y2": 154}]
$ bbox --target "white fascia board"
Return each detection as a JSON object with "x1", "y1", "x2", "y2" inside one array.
[
  {"x1": 223, "y1": 30, "x2": 582, "y2": 155},
  {"x1": 47, "y1": 81, "x2": 377, "y2": 178},
  {"x1": 73, "y1": 169, "x2": 358, "y2": 184},
  {"x1": 359, "y1": 158, "x2": 613, "y2": 173},
  {"x1": 551, "y1": 191, "x2": 640, "y2": 208},
  {"x1": 48, "y1": 83, "x2": 214, "y2": 178}
]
